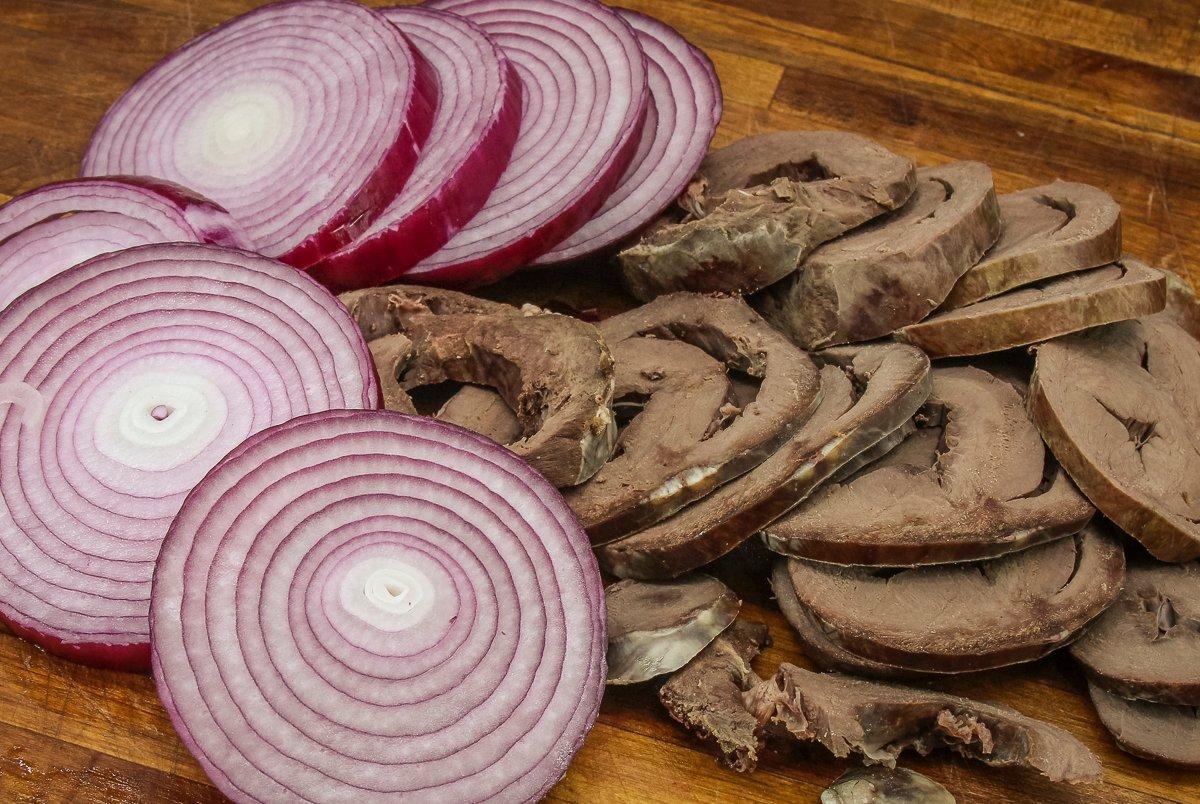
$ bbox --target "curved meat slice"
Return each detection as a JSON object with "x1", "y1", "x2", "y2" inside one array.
[
  {"x1": 1030, "y1": 316, "x2": 1200, "y2": 561},
  {"x1": 340, "y1": 286, "x2": 616, "y2": 487},
  {"x1": 366, "y1": 332, "x2": 417, "y2": 414},
  {"x1": 764, "y1": 366, "x2": 1094, "y2": 566},
  {"x1": 821, "y1": 766, "x2": 955, "y2": 804},
  {"x1": 1163, "y1": 270, "x2": 1200, "y2": 340},
  {"x1": 659, "y1": 619, "x2": 770, "y2": 772},
  {"x1": 747, "y1": 665, "x2": 1102, "y2": 784},
  {"x1": 942, "y1": 181, "x2": 1122, "y2": 309},
  {"x1": 754, "y1": 161, "x2": 1001, "y2": 348},
  {"x1": 620, "y1": 131, "x2": 916, "y2": 298},
  {"x1": 606, "y1": 574, "x2": 740, "y2": 685},
  {"x1": 780, "y1": 527, "x2": 1124, "y2": 673},
  {"x1": 1087, "y1": 683, "x2": 1200, "y2": 768},
  {"x1": 568, "y1": 294, "x2": 821, "y2": 542},
  {"x1": 1070, "y1": 561, "x2": 1200, "y2": 704},
  {"x1": 598, "y1": 343, "x2": 931, "y2": 579},
  {"x1": 771, "y1": 561, "x2": 934, "y2": 680},
  {"x1": 896, "y1": 259, "x2": 1166, "y2": 358}
]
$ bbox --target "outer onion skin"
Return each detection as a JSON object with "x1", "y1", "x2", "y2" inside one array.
[
  {"x1": 0, "y1": 176, "x2": 250, "y2": 309},
  {"x1": 0, "y1": 243, "x2": 377, "y2": 670},
  {"x1": 407, "y1": 0, "x2": 650, "y2": 287},
  {"x1": 151, "y1": 410, "x2": 605, "y2": 802},
  {"x1": 306, "y1": 7, "x2": 523, "y2": 292},
  {"x1": 534, "y1": 10, "x2": 721, "y2": 266},
  {"x1": 82, "y1": 0, "x2": 438, "y2": 267}
]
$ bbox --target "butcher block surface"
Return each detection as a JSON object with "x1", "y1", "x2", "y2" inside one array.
[{"x1": 1, "y1": 0, "x2": 1200, "y2": 802}]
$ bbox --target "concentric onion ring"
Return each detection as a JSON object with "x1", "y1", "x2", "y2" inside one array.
[
  {"x1": 82, "y1": 0, "x2": 436, "y2": 266},
  {"x1": 408, "y1": 0, "x2": 649, "y2": 285},
  {"x1": 151, "y1": 410, "x2": 604, "y2": 802},
  {"x1": 534, "y1": 10, "x2": 721, "y2": 265},
  {"x1": 0, "y1": 176, "x2": 249, "y2": 309},
  {"x1": 0, "y1": 243, "x2": 377, "y2": 669},
  {"x1": 307, "y1": 7, "x2": 522, "y2": 291}
]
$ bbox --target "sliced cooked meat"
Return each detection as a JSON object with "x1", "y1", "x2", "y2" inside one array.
[
  {"x1": 340, "y1": 286, "x2": 616, "y2": 487},
  {"x1": 942, "y1": 181, "x2": 1122, "y2": 308},
  {"x1": 436, "y1": 383, "x2": 523, "y2": 444},
  {"x1": 567, "y1": 294, "x2": 821, "y2": 543},
  {"x1": 746, "y1": 665, "x2": 1102, "y2": 784},
  {"x1": 1030, "y1": 316, "x2": 1200, "y2": 561},
  {"x1": 780, "y1": 527, "x2": 1123, "y2": 673},
  {"x1": 1070, "y1": 561, "x2": 1200, "y2": 704},
  {"x1": 659, "y1": 619, "x2": 771, "y2": 772},
  {"x1": 597, "y1": 343, "x2": 931, "y2": 579},
  {"x1": 754, "y1": 161, "x2": 1001, "y2": 348},
  {"x1": 771, "y1": 561, "x2": 934, "y2": 680},
  {"x1": 1163, "y1": 270, "x2": 1200, "y2": 340},
  {"x1": 896, "y1": 259, "x2": 1166, "y2": 358},
  {"x1": 763, "y1": 365, "x2": 1094, "y2": 566},
  {"x1": 821, "y1": 766, "x2": 956, "y2": 804},
  {"x1": 366, "y1": 332, "x2": 417, "y2": 414},
  {"x1": 605, "y1": 574, "x2": 741, "y2": 685},
  {"x1": 1087, "y1": 683, "x2": 1200, "y2": 768},
  {"x1": 620, "y1": 131, "x2": 916, "y2": 298}
]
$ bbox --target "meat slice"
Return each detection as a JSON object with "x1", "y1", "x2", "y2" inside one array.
[
  {"x1": 620, "y1": 131, "x2": 916, "y2": 298},
  {"x1": 763, "y1": 365, "x2": 1094, "y2": 566},
  {"x1": 340, "y1": 286, "x2": 615, "y2": 486},
  {"x1": 659, "y1": 619, "x2": 771, "y2": 772},
  {"x1": 1163, "y1": 270, "x2": 1200, "y2": 340},
  {"x1": 895, "y1": 259, "x2": 1166, "y2": 358},
  {"x1": 436, "y1": 383, "x2": 523, "y2": 444},
  {"x1": 605, "y1": 574, "x2": 740, "y2": 685},
  {"x1": 746, "y1": 665, "x2": 1102, "y2": 784},
  {"x1": 778, "y1": 527, "x2": 1124, "y2": 673},
  {"x1": 1087, "y1": 683, "x2": 1200, "y2": 768},
  {"x1": 1030, "y1": 316, "x2": 1200, "y2": 561},
  {"x1": 821, "y1": 766, "x2": 955, "y2": 804},
  {"x1": 597, "y1": 343, "x2": 931, "y2": 579},
  {"x1": 754, "y1": 161, "x2": 1001, "y2": 348},
  {"x1": 1070, "y1": 561, "x2": 1200, "y2": 704},
  {"x1": 567, "y1": 294, "x2": 821, "y2": 543},
  {"x1": 942, "y1": 181, "x2": 1122, "y2": 309}
]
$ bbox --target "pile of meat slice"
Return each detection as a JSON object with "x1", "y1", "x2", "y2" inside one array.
[{"x1": 349, "y1": 128, "x2": 1200, "y2": 785}]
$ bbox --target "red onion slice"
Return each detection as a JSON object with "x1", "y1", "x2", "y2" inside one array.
[
  {"x1": 0, "y1": 176, "x2": 249, "y2": 309},
  {"x1": 307, "y1": 7, "x2": 522, "y2": 292},
  {"x1": 151, "y1": 410, "x2": 604, "y2": 802},
  {"x1": 0, "y1": 243, "x2": 377, "y2": 670},
  {"x1": 82, "y1": 0, "x2": 437, "y2": 266},
  {"x1": 534, "y1": 10, "x2": 721, "y2": 265},
  {"x1": 407, "y1": 0, "x2": 649, "y2": 286}
]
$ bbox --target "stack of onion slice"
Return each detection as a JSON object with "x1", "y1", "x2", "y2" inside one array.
[
  {"x1": 0, "y1": 177, "x2": 247, "y2": 309},
  {"x1": 307, "y1": 7, "x2": 522, "y2": 291},
  {"x1": 151, "y1": 410, "x2": 605, "y2": 802},
  {"x1": 82, "y1": 0, "x2": 436, "y2": 267},
  {"x1": 0, "y1": 243, "x2": 376, "y2": 669},
  {"x1": 534, "y1": 9, "x2": 721, "y2": 265},
  {"x1": 405, "y1": 0, "x2": 650, "y2": 286}
]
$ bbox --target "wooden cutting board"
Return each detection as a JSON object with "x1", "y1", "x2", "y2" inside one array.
[{"x1": 2, "y1": 0, "x2": 1199, "y2": 802}]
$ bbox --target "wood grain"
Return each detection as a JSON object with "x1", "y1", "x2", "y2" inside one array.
[{"x1": 1, "y1": 1, "x2": 1198, "y2": 802}]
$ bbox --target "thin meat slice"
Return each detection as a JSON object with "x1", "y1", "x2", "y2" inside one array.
[
  {"x1": 895, "y1": 259, "x2": 1166, "y2": 358},
  {"x1": 821, "y1": 767, "x2": 955, "y2": 804},
  {"x1": 746, "y1": 665, "x2": 1102, "y2": 784},
  {"x1": 534, "y1": 10, "x2": 721, "y2": 264},
  {"x1": 943, "y1": 181, "x2": 1122, "y2": 309},
  {"x1": 340, "y1": 286, "x2": 616, "y2": 487},
  {"x1": 1087, "y1": 683, "x2": 1200, "y2": 768},
  {"x1": 621, "y1": 131, "x2": 916, "y2": 298},
  {"x1": 764, "y1": 366, "x2": 1094, "y2": 566},
  {"x1": 1030, "y1": 316, "x2": 1200, "y2": 561},
  {"x1": 659, "y1": 619, "x2": 770, "y2": 772},
  {"x1": 598, "y1": 343, "x2": 931, "y2": 579},
  {"x1": 305, "y1": 7, "x2": 522, "y2": 290},
  {"x1": 1163, "y1": 271, "x2": 1200, "y2": 340},
  {"x1": 1071, "y1": 561, "x2": 1200, "y2": 704},
  {"x1": 780, "y1": 527, "x2": 1124, "y2": 673},
  {"x1": 407, "y1": 0, "x2": 649, "y2": 285},
  {"x1": 754, "y1": 161, "x2": 1001, "y2": 348},
  {"x1": 606, "y1": 574, "x2": 740, "y2": 685},
  {"x1": 567, "y1": 294, "x2": 821, "y2": 543}
]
